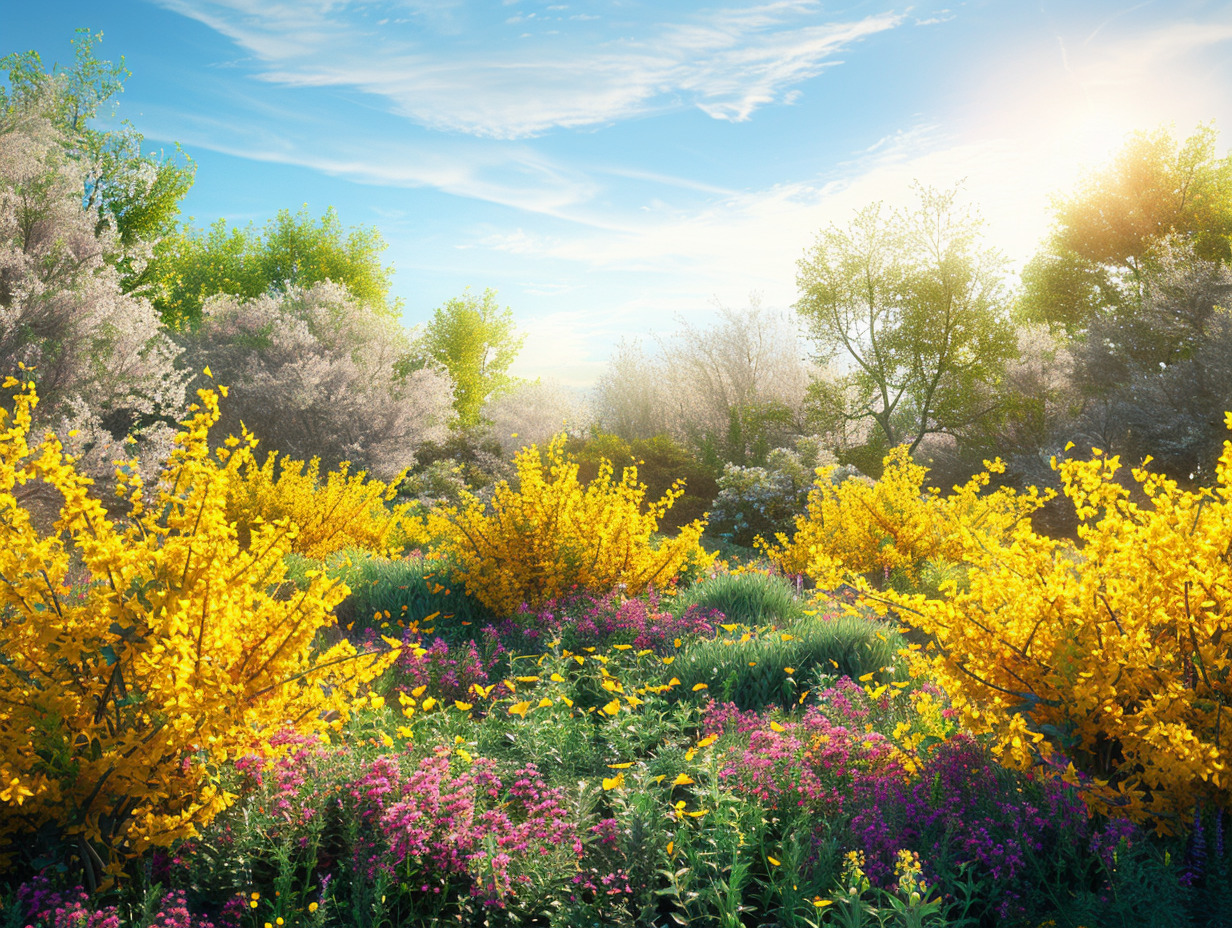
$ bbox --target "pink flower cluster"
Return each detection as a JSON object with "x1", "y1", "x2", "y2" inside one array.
[
  {"x1": 394, "y1": 637, "x2": 494, "y2": 704},
  {"x1": 16, "y1": 880, "x2": 222, "y2": 928},
  {"x1": 498, "y1": 591, "x2": 717, "y2": 653},
  {"x1": 256, "y1": 742, "x2": 582, "y2": 907},
  {"x1": 702, "y1": 700, "x2": 906, "y2": 814}
]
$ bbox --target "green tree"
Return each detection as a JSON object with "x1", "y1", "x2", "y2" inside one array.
[
  {"x1": 150, "y1": 206, "x2": 397, "y2": 326},
  {"x1": 420, "y1": 288, "x2": 524, "y2": 428},
  {"x1": 1, "y1": 29, "x2": 196, "y2": 285},
  {"x1": 1018, "y1": 124, "x2": 1232, "y2": 333},
  {"x1": 796, "y1": 185, "x2": 1013, "y2": 454}
]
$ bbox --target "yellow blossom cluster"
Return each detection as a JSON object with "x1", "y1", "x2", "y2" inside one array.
[
  {"x1": 768, "y1": 446, "x2": 1043, "y2": 590},
  {"x1": 225, "y1": 451, "x2": 425, "y2": 559},
  {"x1": 429, "y1": 434, "x2": 713, "y2": 614},
  {"x1": 0, "y1": 379, "x2": 396, "y2": 879},
  {"x1": 873, "y1": 434, "x2": 1232, "y2": 828}
]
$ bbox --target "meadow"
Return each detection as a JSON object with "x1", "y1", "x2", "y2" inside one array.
[{"x1": 0, "y1": 381, "x2": 1229, "y2": 928}]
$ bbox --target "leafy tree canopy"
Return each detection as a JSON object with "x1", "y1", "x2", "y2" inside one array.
[
  {"x1": 796, "y1": 185, "x2": 1013, "y2": 454},
  {"x1": 1, "y1": 28, "x2": 196, "y2": 284},
  {"x1": 151, "y1": 206, "x2": 398, "y2": 327},
  {"x1": 420, "y1": 288, "x2": 524, "y2": 429},
  {"x1": 1018, "y1": 123, "x2": 1232, "y2": 333}
]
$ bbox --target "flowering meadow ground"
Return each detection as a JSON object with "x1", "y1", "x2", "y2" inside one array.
[{"x1": 1, "y1": 385, "x2": 1231, "y2": 928}]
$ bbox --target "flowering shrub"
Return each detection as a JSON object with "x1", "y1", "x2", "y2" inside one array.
[
  {"x1": 393, "y1": 637, "x2": 496, "y2": 706},
  {"x1": 768, "y1": 446, "x2": 1042, "y2": 591},
  {"x1": 181, "y1": 281, "x2": 453, "y2": 481},
  {"x1": 485, "y1": 591, "x2": 717, "y2": 654},
  {"x1": 0, "y1": 380, "x2": 395, "y2": 880},
  {"x1": 14, "y1": 877, "x2": 230, "y2": 928},
  {"x1": 880, "y1": 436, "x2": 1232, "y2": 827},
  {"x1": 431, "y1": 434, "x2": 713, "y2": 615},
  {"x1": 225, "y1": 450, "x2": 426, "y2": 559},
  {"x1": 0, "y1": 116, "x2": 186, "y2": 490},
  {"x1": 708, "y1": 435, "x2": 838, "y2": 547}
]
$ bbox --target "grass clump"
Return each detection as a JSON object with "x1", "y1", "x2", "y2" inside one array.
[
  {"x1": 328, "y1": 551, "x2": 494, "y2": 638},
  {"x1": 671, "y1": 570, "x2": 805, "y2": 626},
  {"x1": 670, "y1": 613, "x2": 903, "y2": 711}
]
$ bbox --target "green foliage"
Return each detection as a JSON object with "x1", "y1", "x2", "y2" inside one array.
[
  {"x1": 151, "y1": 206, "x2": 396, "y2": 326},
  {"x1": 796, "y1": 185, "x2": 1014, "y2": 454},
  {"x1": 326, "y1": 551, "x2": 494, "y2": 639},
  {"x1": 568, "y1": 430, "x2": 719, "y2": 532},
  {"x1": 672, "y1": 570, "x2": 805, "y2": 626},
  {"x1": 1019, "y1": 123, "x2": 1232, "y2": 335},
  {"x1": 669, "y1": 614, "x2": 902, "y2": 711},
  {"x1": 420, "y1": 287, "x2": 524, "y2": 428},
  {"x1": 1, "y1": 29, "x2": 196, "y2": 287}
]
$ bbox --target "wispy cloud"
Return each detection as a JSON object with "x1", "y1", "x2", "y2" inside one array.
[{"x1": 151, "y1": 0, "x2": 903, "y2": 138}]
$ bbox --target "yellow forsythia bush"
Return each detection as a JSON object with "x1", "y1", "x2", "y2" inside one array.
[
  {"x1": 430, "y1": 434, "x2": 713, "y2": 615},
  {"x1": 225, "y1": 451, "x2": 426, "y2": 559},
  {"x1": 769, "y1": 446, "x2": 1042, "y2": 589},
  {"x1": 0, "y1": 379, "x2": 396, "y2": 880},
  {"x1": 879, "y1": 434, "x2": 1232, "y2": 829}
]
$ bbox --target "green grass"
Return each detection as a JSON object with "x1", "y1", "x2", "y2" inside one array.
[
  {"x1": 298, "y1": 549, "x2": 494, "y2": 639},
  {"x1": 672, "y1": 570, "x2": 806, "y2": 626},
  {"x1": 669, "y1": 612, "x2": 904, "y2": 710}
]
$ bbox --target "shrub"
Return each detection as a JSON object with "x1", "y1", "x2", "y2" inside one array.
[
  {"x1": 225, "y1": 451, "x2": 424, "y2": 559},
  {"x1": 0, "y1": 114, "x2": 186, "y2": 490},
  {"x1": 0, "y1": 380, "x2": 395, "y2": 882},
  {"x1": 848, "y1": 735, "x2": 1100, "y2": 924},
  {"x1": 481, "y1": 378, "x2": 590, "y2": 458},
  {"x1": 180, "y1": 281, "x2": 452, "y2": 481},
  {"x1": 880, "y1": 432, "x2": 1232, "y2": 828},
  {"x1": 485, "y1": 590, "x2": 717, "y2": 655},
  {"x1": 702, "y1": 700, "x2": 907, "y2": 814},
  {"x1": 769, "y1": 445, "x2": 1043, "y2": 592},
  {"x1": 201, "y1": 740, "x2": 582, "y2": 920},
  {"x1": 671, "y1": 570, "x2": 805, "y2": 626},
  {"x1": 567, "y1": 431, "x2": 720, "y2": 532},
  {"x1": 430, "y1": 434, "x2": 713, "y2": 615},
  {"x1": 669, "y1": 614, "x2": 901, "y2": 711},
  {"x1": 707, "y1": 435, "x2": 838, "y2": 546}
]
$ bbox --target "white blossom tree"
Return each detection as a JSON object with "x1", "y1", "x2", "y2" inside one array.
[
  {"x1": 0, "y1": 112, "x2": 185, "y2": 487},
  {"x1": 181, "y1": 281, "x2": 453, "y2": 480}
]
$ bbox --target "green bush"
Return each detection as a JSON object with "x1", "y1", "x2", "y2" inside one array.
[
  {"x1": 672, "y1": 570, "x2": 805, "y2": 626},
  {"x1": 669, "y1": 613, "x2": 903, "y2": 711}
]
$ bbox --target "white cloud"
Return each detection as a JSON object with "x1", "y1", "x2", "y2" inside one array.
[{"x1": 152, "y1": 0, "x2": 903, "y2": 138}]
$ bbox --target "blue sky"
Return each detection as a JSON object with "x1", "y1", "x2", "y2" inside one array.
[{"x1": 8, "y1": 0, "x2": 1232, "y2": 385}]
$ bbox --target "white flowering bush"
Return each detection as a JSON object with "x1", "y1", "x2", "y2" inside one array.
[
  {"x1": 708, "y1": 435, "x2": 850, "y2": 547},
  {"x1": 0, "y1": 114, "x2": 185, "y2": 491},
  {"x1": 482, "y1": 378, "x2": 590, "y2": 457},
  {"x1": 180, "y1": 281, "x2": 453, "y2": 480}
]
